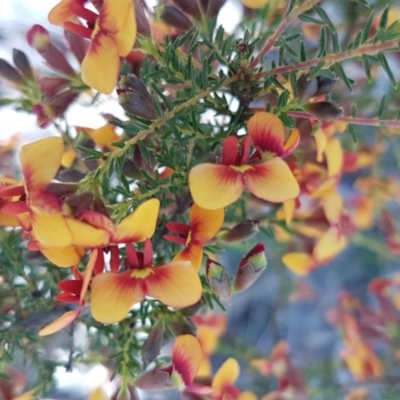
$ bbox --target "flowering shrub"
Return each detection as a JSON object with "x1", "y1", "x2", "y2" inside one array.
[{"x1": 1, "y1": 0, "x2": 400, "y2": 399}]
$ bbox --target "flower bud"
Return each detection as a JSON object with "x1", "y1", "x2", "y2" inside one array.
[
  {"x1": 297, "y1": 74, "x2": 318, "y2": 103},
  {"x1": 314, "y1": 75, "x2": 338, "y2": 97},
  {"x1": 180, "y1": 298, "x2": 206, "y2": 316},
  {"x1": 220, "y1": 220, "x2": 259, "y2": 242},
  {"x1": 64, "y1": 30, "x2": 88, "y2": 64},
  {"x1": 171, "y1": 0, "x2": 201, "y2": 18},
  {"x1": 206, "y1": 259, "x2": 231, "y2": 301},
  {"x1": 0, "y1": 59, "x2": 25, "y2": 86},
  {"x1": 141, "y1": 320, "x2": 165, "y2": 364},
  {"x1": 117, "y1": 74, "x2": 157, "y2": 120},
  {"x1": 12, "y1": 49, "x2": 34, "y2": 81},
  {"x1": 168, "y1": 316, "x2": 197, "y2": 336},
  {"x1": 135, "y1": 369, "x2": 172, "y2": 391},
  {"x1": 134, "y1": 0, "x2": 151, "y2": 36},
  {"x1": 206, "y1": 0, "x2": 227, "y2": 18},
  {"x1": 306, "y1": 101, "x2": 344, "y2": 120},
  {"x1": 155, "y1": 5, "x2": 193, "y2": 31},
  {"x1": 234, "y1": 243, "x2": 267, "y2": 292}
]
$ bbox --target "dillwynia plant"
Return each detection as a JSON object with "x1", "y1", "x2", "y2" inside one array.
[{"x1": 1, "y1": 0, "x2": 400, "y2": 399}]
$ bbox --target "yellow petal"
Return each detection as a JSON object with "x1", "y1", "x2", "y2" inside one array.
[
  {"x1": 313, "y1": 227, "x2": 347, "y2": 262},
  {"x1": 66, "y1": 217, "x2": 110, "y2": 247},
  {"x1": 281, "y1": 252, "x2": 315, "y2": 275},
  {"x1": 212, "y1": 358, "x2": 240, "y2": 397},
  {"x1": 84, "y1": 124, "x2": 119, "y2": 150},
  {"x1": 173, "y1": 243, "x2": 203, "y2": 271},
  {"x1": 99, "y1": 0, "x2": 133, "y2": 33},
  {"x1": 40, "y1": 245, "x2": 85, "y2": 267},
  {"x1": 113, "y1": 198, "x2": 160, "y2": 242},
  {"x1": 31, "y1": 213, "x2": 72, "y2": 247},
  {"x1": 48, "y1": 0, "x2": 76, "y2": 25},
  {"x1": 81, "y1": 32, "x2": 119, "y2": 94},
  {"x1": 20, "y1": 137, "x2": 63, "y2": 192},
  {"x1": 113, "y1": 1, "x2": 136, "y2": 56},
  {"x1": 241, "y1": 0, "x2": 269, "y2": 9},
  {"x1": 172, "y1": 335, "x2": 203, "y2": 385},
  {"x1": 39, "y1": 309, "x2": 80, "y2": 336},
  {"x1": 146, "y1": 261, "x2": 202, "y2": 308},
  {"x1": 245, "y1": 159, "x2": 299, "y2": 203},
  {"x1": 61, "y1": 148, "x2": 76, "y2": 168},
  {"x1": 314, "y1": 128, "x2": 327, "y2": 163},
  {"x1": 189, "y1": 163, "x2": 244, "y2": 210},
  {"x1": 321, "y1": 191, "x2": 342, "y2": 225},
  {"x1": 190, "y1": 204, "x2": 225, "y2": 243},
  {"x1": 90, "y1": 272, "x2": 144, "y2": 323},
  {"x1": 87, "y1": 387, "x2": 109, "y2": 400},
  {"x1": 238, "y1": 392, "x2": 258, "y2": 400},
  {"x1": 283, "y1": 199, "x2": 295, "y2": 226},
  {"x1": 324, "y1": 138, "x2": 343, "y2": 177}
]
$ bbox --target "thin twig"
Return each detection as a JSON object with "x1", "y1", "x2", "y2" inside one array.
[
  {"x1": 249, "y1": 0, "x2": 321, "y2": 68},
  {"x1": 286, "y1": 110, "x2": 400, "y2": 128}
]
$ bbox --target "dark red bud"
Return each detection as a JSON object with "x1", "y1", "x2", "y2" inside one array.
[
  {"x1": 171, "y1": 0, "x2": 201, "y2": 18},
  {"x1": 206, "y1": 259, "x2": 231, "y2": 301},
  {"x1": 0, "y1": 59, "x2": 25, "y2": 86},
  {"x1": 141, "y1": 320, "x2": 165, "y2": 364},
  {"x1": 134, "y1": 368, "x2": 173, "y2": 391},
  {"x1": 155, "y1": 5, "x2": 193, "y2": 31},
  {"x1": 168, "y1": 317, "x2": 197, "y2": 336},
  {"x1": 297, "y1": 74, "x2": 318, "y2": 103},
  {"x1": 220, "y1": 219, "x2": 259, "y2": 242},
  {"x1": 306, "y1": 101, "x2": 344, "y2": 120},
  {"x1": 12, "y1": 49, "x2": 34, "y2": 81},
  {"x1": 134, "y1": 0, "x2": 151, "y2": 36}
]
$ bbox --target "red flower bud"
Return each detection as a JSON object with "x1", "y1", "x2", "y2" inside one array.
[
  {"x1": 134, "y1": 368, "x2": 173, "y2": 391},
  {"x1": 234, "y1": 243, "x2": 267, "y2": 292},
  {"x1": 0, "y1": 59, "x2": 25, "y2": 86},
  {"x1": 155, "y1": 5, "x2": 193, "y2": 31},
  {"x1": 306, "y1": 101, "x2": 344, "y2": 120}
]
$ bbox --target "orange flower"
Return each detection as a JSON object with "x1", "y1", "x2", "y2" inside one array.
[
  {"x1": 90, "y1": 239, "x2": 202, "y2": 323},
  {"x1": 189, "y1": 112, "x2": 299, "y2": 210},
  {"x1": 49, "y1": 0, "x2": 136, "y2": 93},
  {"x1": 135, "y1": 335, "x2": 212, "y2": 394},
  {"x1": 164, "y1": 203, "x2": 224, "y2": 271}
]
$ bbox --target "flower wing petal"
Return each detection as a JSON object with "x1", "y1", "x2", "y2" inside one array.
[
  {"x1": 172, "y1": 335, "x2": 202, "y2": 386},
  {"x1": 81, "y1": 32, "x2": 119, "y2": 94},
  {"x1": 113, "y1": 198, "x2": 160, "y2": 242},
  {"x1": 146, "y1": 261, "x2": 202, "y2": 308},
  {"x1": 38, "y1": 308, "x2": 80, "y2": 336},
  {"x1": 245, "y1": 159, "x2": 299, "y2": 203},
  {"x1": 20, "y1": 137, "x2": 64, "y2": 192},
  {"x1": 189, "y1": 163, "x2": 244, "y2": 210},
  {"x1": 247, "y1": 112, "x2": 285, "y2": 156},
  {"x1": 190, "y1": 204, "x2": 224, "y2": 243},
  {"x1": 40, "y1": 245, "x2": 85, "y2": 267},
  {"x1": 173, "y1": 243, "x2": 203, "y2": 271},
  {"x1": 90, "y1": 272, "x2": 144, "y2": 323},
  {"x1": 212, "y1": 358, "x2": 240, "y2": 398},
  {"x1": 281, "y1": 252, "x2": 315, "y2": 275}
]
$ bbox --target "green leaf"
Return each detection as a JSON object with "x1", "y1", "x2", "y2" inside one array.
[
  {"x1": 377, "y1": 52, "x2": 397, "y2": 88},
  {"x1": 76, "y1": 146, "x2": 104, "y2": 159},
  {"x1": 378, "y1": 95, "x2": 387, "y2": 118},
  {"x1": 361, "y1": 11, "x2": 374, "y2": 43},
  {"x1": 379, "y1": 6, "x2": 389, "y2": 30},
  {"x1": 300, "y1": 41, "x2": 307, "y2": 62},
  {"x1": 313, "y1": 5, "x2": 334, "y2": 31},
  {"x1": 348, "y1": 123, "x2": 358, "y2": 143},
  {"x1": 0, "y1": 372, "x2": 11, "y2": 381},
  {"x1": 362, "y1": 54, "x2": 372, "y2": 82},
  {"x1": 308, "y1": 60, "x2": 325, "y2": 80},
  {"x1": 317, "y1": 26, "x2": 327, "y2": 57},
  {"x1": 333, "y1": 63, "x2": 353, "y2": 93},
  {"x1": 351, "y1": 103, "x2": 358, "y2": 118},
  {"x1": 331, "y1": 30, "x2": 341, "y2": 52},
  {"x1": 138, "y1": 140, "x2": 151, "y2": 166},
  {"x1": 350, "y1": 0, "x2": 369, "y2": 6}
]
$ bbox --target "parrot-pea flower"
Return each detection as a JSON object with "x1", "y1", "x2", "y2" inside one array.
[
  {"x1": 90, "y1": 239, "x2": 202, "y2": 323},
  {"x1": 211, "y1": 358, "x2": 240, "y2": 400},
  {"x1": 164, "y1": 203, "x2": 224, "y2": 271},
  {"x1": 135, "y1": 334, "x2": 212, "y2": 394},
  {"x1": 48, "y1": 0, "x2": 136, "y2": 94},
  {"x1": 189, "y1": 112, "x2": 300, "y2": 210}
]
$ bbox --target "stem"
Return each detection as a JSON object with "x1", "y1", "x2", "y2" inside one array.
[
  {"x1": 249, "y1": 0, "x2": 320, "y2": 68},
  {"x1": 111, "y1": 75, "x2": 240, "y2": 159},
  {"x1": 267, "y1": 38, "x2": 400, "y2": 75},
  {"x1": 286, "y1": 110, "x2": 400, "y2": 128}
]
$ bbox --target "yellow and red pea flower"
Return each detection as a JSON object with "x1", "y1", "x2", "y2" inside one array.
[
  {"x1": 189, "y1": 112, "x2": 300, "y2": 210},
  {"x1": 164, "y1": 203, "x2": 224, "y2": 271},
  {"x1": 48, "y1": 0, "x2": 136, "y2": 94},
  {"x1": 211, "y1": 358, "x2": 240, "y2": 400},
  {"x1": 135, "y1": 334, "x2": 212, "y2": 394},
  {"x1": 90, "y1": 239, "x2": 202, "y2": 323}
]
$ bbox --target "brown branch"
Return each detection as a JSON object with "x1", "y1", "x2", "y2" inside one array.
[{"x1": 287, "y1": 110, "x2": 400, "y2": 128}]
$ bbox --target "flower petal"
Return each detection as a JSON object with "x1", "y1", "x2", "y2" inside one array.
[
  {"x1": 112, "y1": 1, "x2": 136, "y2": 56},
  {"x1": 241, "y1": 0, "x2": 269, "y2": 9},
  {"x1": 247, "y1": 112, "x2": 285, "y2": 156},
  {"x1": 212, "y1": 358, "x2": 240, "y2": 398},
  {"x1": 80, "y1": 123, "x2": 119, "y2": 150},
  {"x1": 38, "y1": 308, "x2": 80, "y2": 336},
  {"x1": 281, "y1": 252, "x2": 315, "y2": 275},
  {"x1": 90, "y1": 271, "x2": 145, "y2": 323},
  {"x1": 31, "y1": 213, "x2": 73, "y2": 247},
  {"x1": 66, "y1": 217, "x2": 110, "y2": 247},
  {"x1": 40, "y1": 245, "x2": 85, "y2": 267},
  {"x1": 313, "y1": 227, "x2": 347, "y2": 262},
  {"x1": 324, "y1": 138, "x2": 343, "y2": 177},
  {"x1": 113, "y1": 198, "x2": 160, "y2": 242},
  {"x1": 20, "y1": 137, "x2": 64, "y2": 193},
  {"x1": 189, "y1": 163, "x2": 244, "y2": 210},
  {"x1": 190, "y1": 204, "x2": 224, "y2": 244},
  {"x1": 173, "y1": 243, "x2": 203, "y2": 271},
  {"x1": 245, "y1": 159, "x2": 299, "y2": 203},
  {"x1": 172, "y1": 335, "x2": 202, "y2": 386},
  {"x1": 146, "y1": 261, "x2": 202, "y2": 308},
  {"x1": 81, "y1": 32, "x2": 119, "y2": 94},
  {"x1": 321, "y1": 191, "x2": 342, "y2": 225}
]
